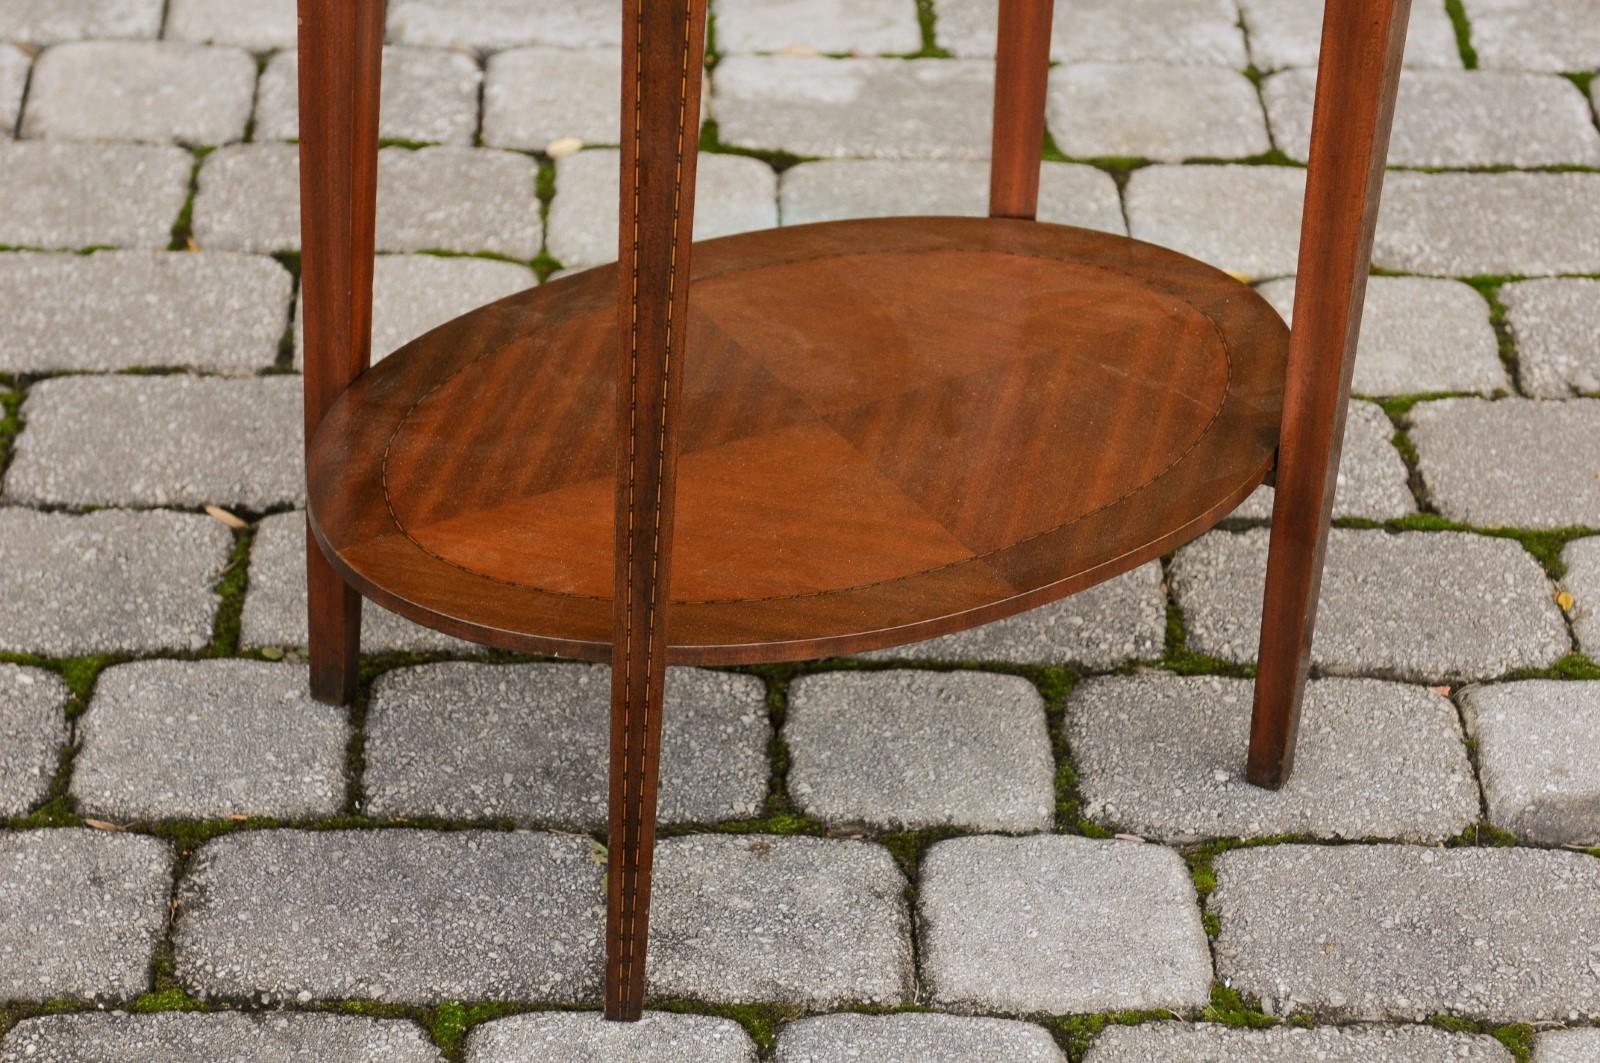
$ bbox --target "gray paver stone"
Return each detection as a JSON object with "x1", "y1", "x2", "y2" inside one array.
[
  {"x1": 0, "y1": 830, "x2": 171, "y2": 1003},
  {"x1": 365, "y1": 663, "x2": 769, "y2": 827},
  {"x1": 1257, "y1": 277, "x2": 1504, "y2": 397},
  {"x1": 191, "y1": 144, "x2": 301, "y2": 253},
  {"x1": 1125, "y1": 165, "x2": 1305, "y2": 278},
  {"x1": 0, "y1": 250, "x2": 291, "y2": 373},
  {"x1": 1503, "y1": 279, "x2": 1600, "y2": 398},
  {"x1": 1068, "y1": 674, "x2": 1478, "y2": 843},
  {"x1": 1084, "y1": 1022, "x2": 1512, "y2": 1062},
  {"x1": 1564, "y1": 537, "x2": 1600, "y2": 658},
  {"x1": 174, "y1": 829, "x2": 605, "y2": 1003},
  {"x1": 779, "y1": 158, "x2": 1126, "y2": 234},
  {"x1": 860, "y1": 562, "x2": 1163, "y2": 667},
  {"x1": 919, "y1": 834, "x2": 1212, "y2": 1015},
  {"x1": 785, "y1": 670, "x2": 1053, "y2": 832},
  {"x1": 1462, "y1": 0, "x2": 1600, "y2": 72},
  {"x1": 646, "y1": 834, "x2": 913, "y2": 1008},
  {"x1": 936, "y1": 0, "x2": 1247, "y2": 66},
  {"x1": 386, "y1": 0, "x2": 620, "y2": 51},
  {"x1": 0, "y1": 0, "x2": 162, "y2": 45},
  {"x1": 164, "y1": 0, "x2": 297, "y2": 50},
  {"x1": 1212, "y1": 844, "x2": 1600, "y2": 1021},
  {"x1": 294, "y1": 253, "x2": 534, "y2": 364},
  {"x1": 547, "y1": 149, "x2": 775, "y2": 267},
  {"x1": 775, "y1": 1013, "x2": 1066, "y2": 1063},
  {"x1": 239, "y1": 512, "x2": 482, "y2": 653},
  {"x1": 1233, "y1": 399, "x2": 1415, "y2": 521},
  {"x1": 466, "y1": 1012, "x2": 756, "y2": 1063},
  {"x1": 1170, "y1": 528, "x2": 1569, "y2": 680},
  {"x1": 256, "y1": 47, "x2": 482, "y2": 146},
  {"x1": 0, "y1": 1012, "x2": 443, "y2": 1063},
  {"x1": 0, "y1": 44, "x2": 27, "y2": 136},
  {"x1": 194, "y1": 145, "x2": 542, "y2": 257},
  {"x1": 712, "y1": 56, "x2": 993, "y2": 160},
  {"x1": 0, "y1": 142, "x2": 190, "y2": 249},
  {"x1": 23, "y1": 41, "x2": 255, "y2": 145},
  {"x1": 1238, "y1": 0, "x2": 1463, "y2": 70},
  {"x1": 1537, "y1": 1029, "x2": 1600, "y2": 1063},
  {"x1": 1462, "y1": 681, "x2": 1600, "y2": 846},
  {"x1": 1374, "y1": 173, "x2": 1600, "y2": 276},
  {"x1": 483, "y1": 47, "x2": 618, "y2": 150},
  {"x1": 0, "y1": 665, "x2": 68, "y2": 818},
  {"x1": 73, "y1": 660, "x2": 348, "y2": 822},
  {"x1": 1411, "y1": 398, "x2": 1600, "y2": 529},
  {"x1": 0, "y1": 509, "x2": 231, "y2": 656},
  {"x1": 7, "y1": 374, "x2": 303, "y2": 508},
  {"x1": 377, "y1": 146, "x2": 541, "y2": 257},
  {"x1": 1265, "y1": 69, "x2": 1600, "y2": 168},
  {"x1": 715, "y1": 0, "x2": 921, "y2": 56},
  {"x1": 1050, "y1": 64, "x2": 1270, "y2": 162}
]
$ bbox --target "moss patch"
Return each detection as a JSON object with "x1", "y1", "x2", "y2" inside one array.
[
  {"x1": 1443, "y1": 0, "x2": 1480, "y2": 69},
  {"x1": 1202, "y1": 984, "x2": 1277, "y2": 1029},
  {"x1": 698, "y1": 118, "x2": 814, "y2": 173},
  {"x1": 1048, "y1": 1009, "x2": 1175, "y2": 1060}
]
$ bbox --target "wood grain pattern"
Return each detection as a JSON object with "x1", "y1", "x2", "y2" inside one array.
[
  {"x1": 606, "y1": 0, "x2": 709, "y2": 1022},
  {"x1": 990, "y1": 0, "x2": 1054, "y2": 219},
  {"x1": 1248, "y1": 0, "x2": 1411, "y2": 789},
  {"x1": 296, "y1": 0, "x2": 383, "y2": 706},
  {"x1": 307, "y1": 216, "x2": 1289, "y2": 666}
]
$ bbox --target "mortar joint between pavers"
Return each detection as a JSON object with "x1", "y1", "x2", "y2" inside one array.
[{"x1": 168, "y1": 146, "x2": 215, "y2": 253}]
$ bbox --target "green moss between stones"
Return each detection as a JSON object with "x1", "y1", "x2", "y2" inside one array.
[
  {"x1": 130, "y1": 987, "x2": 212, "y2": 1014},
  {"x1": 1430, "y1": 1015, "x2": 1537, "y2": 1061},
  {"x1": 0, "y1": 388, "x2": 23, "y2": 474},
  {"x1": 1446, "y1": 820, "x2": 1520, "y2": 848},
  {"x1": 1443, "y1": 0, "x2": 1479, "y2": 69},
  {"x1": 206, "y1": 527, "x2": 254, "y2": 657},
  {"x1": 0, "y1": 1000, "x2": 97, "y2": 1042},
  {"x1": 697, "y1": 119, "x2": 814, "y2": 174},
  {"x1": 650, "y1": 999, "x2": 799, "y2": 1051},
  {"x1": 1202, "y1": 984, "x2": 1278, "y2": 1029},
  {"x1": 1047, "y1": 1009, "x2": 1175, "y2": 1061},
  {"x1": 168, "y1": 147, "x2": 215, "y2": 252},
  {"x1": 1332, "y1": 514, "x2": 1593, "y2": 582},
  {"x1": 1505, "y1": 653, "x2": 1600, "y2": 682},
  {"x1": 1160, "y1": 601, "x2": 1256, "y2": 679},
  {"x1": 909, "y1": 0, "x2": 953, "y2": 58},
  {"x1": 429, "y1": 1001, "x2": 529, "y2": 1052}
]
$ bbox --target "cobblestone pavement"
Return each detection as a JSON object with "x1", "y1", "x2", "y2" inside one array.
[{"x1": 1, "y1": 1, "x2": 1598, "y2": 1060}]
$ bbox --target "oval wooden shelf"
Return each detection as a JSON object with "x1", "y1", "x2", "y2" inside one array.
[{"x1": 308, "y1": 216, "x2": 1288, "y2": 665}]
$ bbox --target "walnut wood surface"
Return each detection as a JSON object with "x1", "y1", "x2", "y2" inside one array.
[
  {"x1": 307, "y1": 216, "x2": 1288, "y2": 665},
  {"x1": 296, "y1": 0, "x2": 383, "y2": 705},
  {"x1": 1248, "y1": 0, "x2": 1411, "y2": 788}
]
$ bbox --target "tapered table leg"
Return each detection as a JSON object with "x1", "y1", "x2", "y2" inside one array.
[
  {"x1": 1249, "y1": 0, "x2": 1411, "y2": 788},
  {"x1": 296, "y1": 0, "x2": 383, "y2": 705},
  {"x1": 605, "y1": 0, "x2": 709, "y2": 1021}
]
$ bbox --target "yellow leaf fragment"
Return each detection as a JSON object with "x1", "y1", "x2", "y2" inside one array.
[
  {"x1": 204, "y1": 504, "x2": 247, "y2": 529},
  {"x1": 546, "y1": 136, "x2": 584, "y2": 159}
]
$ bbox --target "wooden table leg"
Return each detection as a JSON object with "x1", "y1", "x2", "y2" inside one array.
[
  {"x1": 1249, "y1": 0, "x2": 1411, "y2": 789},
  {"x1": 296, "y1": 0, "x2": 383, "y2": 705},
  {"x1": 606, "y1": 0, "x2": 709, "y2": 1022},
  {"x1": 989, "y1": 0, "x2": 1053, "y2": 220}
]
